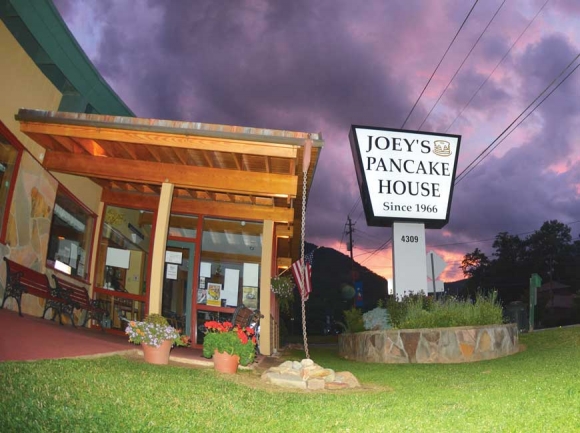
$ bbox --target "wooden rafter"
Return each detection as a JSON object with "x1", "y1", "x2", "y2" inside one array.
[{"x1": 19, "y1": 121, "x2": 299, "y2": 158}]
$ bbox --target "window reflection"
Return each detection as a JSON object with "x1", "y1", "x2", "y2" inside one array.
[
  {"x1": 196, "y1": 217, "x2": 262, "y2": 344},
  {"x1": 46, "y1": 189, "x2": 94, "y2": 280},
  {"x1": 95, "y1": 206, "x2": 152, "y2": 329},
  {"x1": 0, "y1": 131, "x2": 19, "y2": 238}
]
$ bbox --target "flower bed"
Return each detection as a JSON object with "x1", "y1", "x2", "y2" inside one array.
[{"x1": 338, "y1": 323, "x2": 518, "y2": 364}]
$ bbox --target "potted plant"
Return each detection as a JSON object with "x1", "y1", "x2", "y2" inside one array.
[
  {"x1": 125, "y1": 314, "x2": 189, "y2": 364},
  {"x1": 202, "y1": 320, "x2": 257, "y2": 373}
]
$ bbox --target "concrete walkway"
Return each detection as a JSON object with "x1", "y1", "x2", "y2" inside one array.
[{"x1": 0, "y1": 308, "x2": 276, "y2": 370}]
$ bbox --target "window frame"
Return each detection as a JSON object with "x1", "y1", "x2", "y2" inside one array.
[
  {"x1": 0, "y1": 121, "x2": 24, "y2": 244},
  {"x1": 46, "y1": 185, "x2": 97, "y2": 283}
]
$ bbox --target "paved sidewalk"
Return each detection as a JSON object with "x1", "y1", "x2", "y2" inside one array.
[{"x1": 0, "y1": 308, "x2": 272, "y2": 370}]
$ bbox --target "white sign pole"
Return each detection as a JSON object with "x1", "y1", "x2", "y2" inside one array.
[{"x1": 393, "y1": 222, "x2": 427, "y2": 297}]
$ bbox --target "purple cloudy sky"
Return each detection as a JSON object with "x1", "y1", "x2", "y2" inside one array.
[{"x1": 53, "y1": 0, "x2": 580, "y2": 282}]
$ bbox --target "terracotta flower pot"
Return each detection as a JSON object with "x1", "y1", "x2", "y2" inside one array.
[
  {"x1": 213, "y1": 349, "x2": 240, "y2": 374},
  {"x1": 141, "y1": 340, "x2": 172, "y2": 365}
]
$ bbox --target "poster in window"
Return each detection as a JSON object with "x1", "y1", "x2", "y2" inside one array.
[
  {"x1": 222, "y1": 268, "x2": 239, "y2": 307},
  {"x1": 242, "y1": 286, "x2": 258, "y2": 310},
  {"x1": 207, "y1": 282, "x2": 222, "y2": 307},
  {"x1": 166, "y1": 263, "x2": 178, "y2": 280}
]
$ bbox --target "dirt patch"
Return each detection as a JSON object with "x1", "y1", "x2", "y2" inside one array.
[{"x1": 122, "y1": 352, "x2": 391, "y2": 394}]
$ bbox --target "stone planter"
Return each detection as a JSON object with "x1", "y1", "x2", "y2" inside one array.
[{"x1": 338, "y1": 323, "x2": 518, "y2": 364}]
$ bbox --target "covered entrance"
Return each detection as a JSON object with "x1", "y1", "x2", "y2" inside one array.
[{"x1": 15, "y1": 109, "x2": 323, "y2": 355}]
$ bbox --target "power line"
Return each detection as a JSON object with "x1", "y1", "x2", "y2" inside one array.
[
  {"x1": 346, "y1": 195, "x2": 361, "y2": 219},
  {"x1": 359, "y1": 237, "x2": 393, "y2": 266},
  {"x1": 445, "y1": 0, "x2": 551, "y2": 133},
  {"x1": 417, "y1": 0, "x2": 506, "y2": 131},
  {"x1": 401, "y1": 0, "x2": 479, "y2": 129},
  {"x1": 429, "y1": 219, "x2": 580, "y2": 249},
  {"x1": 455, "y1": 55, "x2": 580, "y2": 185}
]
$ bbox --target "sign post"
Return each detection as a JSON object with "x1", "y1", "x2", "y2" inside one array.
[
  {"x1": 426, "y1": 250, "x2": 446, "y2": 297},
  {"x1": 529, "y1": 273, "x2": 542, "y2": 331},
  {"x1": 350, "y1": 126, "x2": 460, "y2": 296},
  {"x1": 393, "y1": 222, "x2": 427, "y2": 296}
]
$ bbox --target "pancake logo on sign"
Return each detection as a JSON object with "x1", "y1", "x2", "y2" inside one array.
[
  {"x1": 349, "y1": 125, "x2": 461, "y2": 229},
  {"x1": 433, "y1": 140, "x2": 452, "y2": 157}
]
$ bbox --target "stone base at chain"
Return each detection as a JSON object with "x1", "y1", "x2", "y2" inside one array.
[
  {"x1": 261, "y1": 359, "x2": 361, "y2": 390},
  {"x1": 338, "y1": 323, "x2": 518, "y2": 364}
]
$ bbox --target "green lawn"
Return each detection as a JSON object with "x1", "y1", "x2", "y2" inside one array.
[{"x1": 1, "y1": 326, "x2": 579, "y2": 432}]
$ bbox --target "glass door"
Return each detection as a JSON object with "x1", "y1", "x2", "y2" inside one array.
[{"x1": 162, "y1": 241, "x2": 195, "y2": 335}]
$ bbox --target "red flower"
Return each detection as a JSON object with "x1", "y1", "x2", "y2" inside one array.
[{"x1": 237, "y1": 328, "x2": 248, "y2": 344}]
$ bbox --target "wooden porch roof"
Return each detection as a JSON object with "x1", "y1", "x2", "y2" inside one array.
[{"x1": 16, "y1": 109, "x2": 323, "y2": 229}]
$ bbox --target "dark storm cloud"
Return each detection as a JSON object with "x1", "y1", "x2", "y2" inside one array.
[
  {"x1": 446, "y1": 68, "x2": 510, "y2": 111},
  {"x1": 52, "y1": 0, "x2": 580, "y2": 279},
  {"x1": 434, "y1": 33, "x2": 580, "y2": 254}
]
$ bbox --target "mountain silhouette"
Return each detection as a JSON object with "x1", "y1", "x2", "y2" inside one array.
[{"x1": 286, "y1": 242, "x2": 388, "y2": 335}]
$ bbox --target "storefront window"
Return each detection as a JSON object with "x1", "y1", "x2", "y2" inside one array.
[
  {"x1": 0, "y1": 127, "x2": 21, "y2": 240},
  {"x1": 168, "y1": 214, "x2": 198, "y2": 238},
  {"x1": 94, "y1": 205, "x2": 153, "y2": 330},
  {"x1": 196, "y1": 217, "x2": 262, "y2": 343},
  {"x1": 46, "y1": 189, "x2": 95, "y2": 280}
]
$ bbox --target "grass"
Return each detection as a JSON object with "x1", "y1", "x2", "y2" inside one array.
[{"x1": 1, "y1": 327, "x2": 579, "y2": 432}]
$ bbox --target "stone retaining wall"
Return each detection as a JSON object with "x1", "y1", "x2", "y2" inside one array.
[{"x1": 338, "y1": 323, "x2": 518, "y2": 364}]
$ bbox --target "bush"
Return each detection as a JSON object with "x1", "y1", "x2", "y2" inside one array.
[
  {"x1": 342, "y1": 307, "x2": 365, "y2": 333},
  {"x1": 400, "y1": 292, "x2": 503, "y2": 329},
  {"x1": 386, "y1": 293, "x2": 434, "y2": 328},
  {"x1": 363, "y1": 307, "x2": 391, "y2": 330},
  {"x1": 382, "y1": 292, "x2": 504, "y2": 330}
]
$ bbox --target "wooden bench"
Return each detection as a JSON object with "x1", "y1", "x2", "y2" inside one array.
[
  {"x1": 1, "y1": 258, "x2": 71, "y2": 323},
  {"x1": 52, "y1": 275, "x2": 110, "y2": 330}
]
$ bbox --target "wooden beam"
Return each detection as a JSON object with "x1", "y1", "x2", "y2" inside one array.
[
  {"x1": 52, "y1": 135, "x2": 82, "y2": 153},
  {"x1": 75, "y1": 137, "x2": 109, "y2": 157},
  {"x1": 276, "y1": 224, "x2": 294, "y2": 238},
  {"x1": 201, "y1": 250, "x2": 261, "y2": 264},
  {"x1": 20, "y1": 122, "x2": 298, "y2": 159},
  {"x1": 43, "y1": 153, "x2": 297, "y2": 197},
  {"x1": 101, "y1": 190, "x2": 294, "y2": 222},
  {"x1": 27, "y1": 132, "x2": 60, "y2": 151},
  {"x1": 277, "y1": 257, "x2": 292, "y2": 269}
]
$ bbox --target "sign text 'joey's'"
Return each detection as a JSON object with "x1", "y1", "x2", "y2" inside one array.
[{"x1": 350, "y1": 125, "x2": 461, "y2": 228}]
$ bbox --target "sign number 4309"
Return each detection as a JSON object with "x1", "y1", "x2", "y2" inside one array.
[{"x1": 401, "y1": 235, "x2": 419, "y2": 243}]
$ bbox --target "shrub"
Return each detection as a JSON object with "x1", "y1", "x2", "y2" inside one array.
[
  {"x1": 342, "y1": 307, "x2": 365, "y2": 333},
  {"x1": 373, "y1": 292, "x2": 505, "y2": 330},
  {"x1": 363, "y1": 307, "x2": 391, "y2": 330},
  {"x1": 398, "y1": 292, "x2": 504, "y2": 329}
]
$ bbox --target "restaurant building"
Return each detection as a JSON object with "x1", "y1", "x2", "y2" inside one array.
[{"x1": 0, "y1": 0, "x2": 322, "y2": 355}]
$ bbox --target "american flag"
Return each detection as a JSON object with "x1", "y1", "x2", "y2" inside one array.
[{"x1": 291, "y1": 249, "x2": 314, "y2": 301}]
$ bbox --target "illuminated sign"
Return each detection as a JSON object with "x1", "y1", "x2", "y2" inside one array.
[{"x1": 350, "y1": 125, "x2": 461, "y2": 228}]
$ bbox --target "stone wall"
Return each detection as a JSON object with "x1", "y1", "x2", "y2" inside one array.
[
  {"x1": 338, "y1": 324, "x2": 518, "y2": 364},
  {"x1": 1, "y1": 153, "x2": 58, "y2": 316}
]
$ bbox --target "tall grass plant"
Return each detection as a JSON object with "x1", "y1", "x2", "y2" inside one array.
[{"x1": 389, "y1": 292, "x2": 503, "y2": 329}]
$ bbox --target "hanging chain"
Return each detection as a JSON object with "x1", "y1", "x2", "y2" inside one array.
[{"x1": 300, "y1": 168, "x2": 309, "y2": 360}]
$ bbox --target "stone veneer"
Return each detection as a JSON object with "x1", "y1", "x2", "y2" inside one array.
[
  {"x1": 1, "y1": 152, "x2": 57, "y2": 317},
  {"x1": 338, "y1": 323, "x2": 518, "y2": 364}
]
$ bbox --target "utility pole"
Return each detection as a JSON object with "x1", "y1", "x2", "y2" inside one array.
[
  {"x1": 346, "y1": 217, "x2": 356, "y2": 309},
  {"x1": 346, "y1": 216, "x2": 354, "y2": 271}
]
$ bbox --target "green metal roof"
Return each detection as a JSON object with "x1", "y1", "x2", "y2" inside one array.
[{"x1": 0, "y1": 0, "x2": 134, "y2": 116}]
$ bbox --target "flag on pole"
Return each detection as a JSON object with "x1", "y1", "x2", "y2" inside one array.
[{"x1": 291, "y1": 250, "x2": 314, "y2": 300}]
